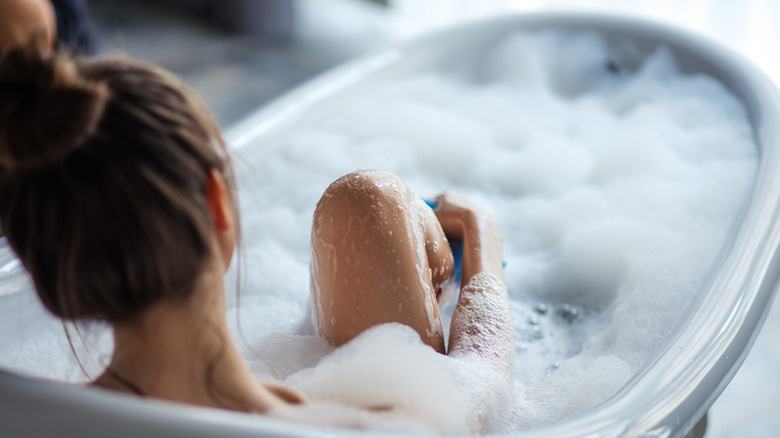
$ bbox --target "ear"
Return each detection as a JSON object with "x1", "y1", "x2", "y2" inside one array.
[{"x1": 205, "y1": 168, "x2": 233, "y2": 231}]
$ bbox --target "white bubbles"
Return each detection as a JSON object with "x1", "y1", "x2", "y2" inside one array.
[
  {"x1": 517, "y1": 354, "x2": 634, "y2": 428},
  {"x1": 285, "y1": 324, "x2": 474, "y2": 433}
]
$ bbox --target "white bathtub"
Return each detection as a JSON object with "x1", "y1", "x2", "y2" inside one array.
[{"x1": 2, "y1": 12, "x2": 779, "y2": 438}]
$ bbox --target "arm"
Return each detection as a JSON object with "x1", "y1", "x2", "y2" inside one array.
[{"x1": 433, "y1": 192, "x2": 513, "y2": 380}]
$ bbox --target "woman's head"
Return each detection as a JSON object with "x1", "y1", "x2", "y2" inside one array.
[{"x1": 0, "y1": 35, "x2": 236, "y2": 324}]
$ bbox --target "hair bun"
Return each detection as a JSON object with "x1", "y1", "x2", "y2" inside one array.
[{"x1": 0, "y1": 32, "x2": 108, "y2": 171}]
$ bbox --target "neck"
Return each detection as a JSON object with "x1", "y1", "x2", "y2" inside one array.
[{"x1": 96, "y1": 262, "x2": 281, "y2": 413}]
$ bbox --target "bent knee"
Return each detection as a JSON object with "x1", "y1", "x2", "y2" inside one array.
[
  {"x1": 314, "y1": 170, "x2": 410, "y2": 225},
  {"x1": 324, "y1": 170, "x2": 406, "y2": 202}
]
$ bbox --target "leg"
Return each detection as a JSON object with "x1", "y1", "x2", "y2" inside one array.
[{"x1": 310, "y1": 170, "x2": 455, "y2": 354}]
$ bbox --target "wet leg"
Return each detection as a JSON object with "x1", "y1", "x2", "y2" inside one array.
[{"x1": 310, "y1": 170, "x2": 455, "y2": 353}]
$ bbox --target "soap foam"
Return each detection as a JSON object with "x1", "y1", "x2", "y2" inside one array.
[{"x1": 0, "y1": 30, "x2": 758, "y2": 434}]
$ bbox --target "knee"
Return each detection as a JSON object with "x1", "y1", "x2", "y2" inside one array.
[
  {"x1": 314, "y1": 170, "x2": 408, "y2": 224},
  {"x1": 324, "y1": 170, "x2": 405, "y2": 202}
]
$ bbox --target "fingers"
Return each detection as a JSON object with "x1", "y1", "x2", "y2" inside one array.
[
  {"x1": 432, "y1": 191, "x2": 482, "y2": 240},
  {"x1": 429, "y1": 190, "x2": 504, "y2": 285}
]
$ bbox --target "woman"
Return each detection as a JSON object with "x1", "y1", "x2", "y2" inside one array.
[{"x1": 0, "y1": 35, "x2": 512, "y2": 427}]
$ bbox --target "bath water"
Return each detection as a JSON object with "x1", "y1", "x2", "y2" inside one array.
[{"x1": 0, "y1": 30, "x2": 758, "y2": 434}]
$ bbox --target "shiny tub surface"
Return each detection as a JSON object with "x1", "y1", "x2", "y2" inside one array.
[{"x1": 2, "y1": 12, "x2": 780, "y2": 438}]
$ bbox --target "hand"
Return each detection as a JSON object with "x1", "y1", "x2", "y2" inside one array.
[
  {"x1": 432, "y1": 191, "x2": 489, "y2": 239},
  {"x1": 431, "y1": 191, "x2": 503, "y2": 284}
]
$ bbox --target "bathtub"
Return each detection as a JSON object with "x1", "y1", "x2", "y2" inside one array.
[{"x1": 1, "y1": 12, "x2": 779, "y2": 438}]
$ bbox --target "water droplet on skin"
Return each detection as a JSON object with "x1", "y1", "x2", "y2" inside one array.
[{"x1": 330, "y1": 317, "x2": 336, "y2": 326}]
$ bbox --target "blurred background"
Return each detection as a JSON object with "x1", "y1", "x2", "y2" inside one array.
[
  {"x1": 57, "y1": 0, "x2": 780, "y2": 436},
  {"x1": 89, "y1": 0, "x2": 780, "y2": 127}
]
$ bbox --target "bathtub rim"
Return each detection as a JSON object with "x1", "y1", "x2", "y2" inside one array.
[{"x1": 1, "y1": 10, "x2": 779, "y2": 438}]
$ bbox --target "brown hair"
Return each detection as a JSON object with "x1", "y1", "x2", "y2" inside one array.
[{"x1": 0, "y1": 35, "x2": 236, "y2": 323}]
